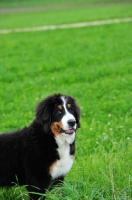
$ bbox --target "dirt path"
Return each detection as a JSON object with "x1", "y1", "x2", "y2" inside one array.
[
  {"x1": 0, "y1": 18, "x2": 132, "y2": 34},
  {"x1": 0, "y1": 1, "x2": 132, "y2": 14}
]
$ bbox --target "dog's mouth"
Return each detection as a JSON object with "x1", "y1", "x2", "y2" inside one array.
[{"x1": 58, "y1": 126, "x2": 75, "y2": 135}]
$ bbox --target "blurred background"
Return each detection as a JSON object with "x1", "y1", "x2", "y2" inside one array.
[{"x1": 0, "y1": 0, "x2": 132, "y2": 199}]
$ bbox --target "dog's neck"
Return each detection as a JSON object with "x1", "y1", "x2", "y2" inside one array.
[{"x1": 55, "y1": 132, "x2": 75, "y2": 146}]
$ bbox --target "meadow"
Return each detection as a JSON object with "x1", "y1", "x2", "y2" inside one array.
[
  {"x1": 0, "y1": 0, "x2": 132, "y2": 199},
  {"x1": 0, "y1": 0, "x2": 130, "y2": 8}
]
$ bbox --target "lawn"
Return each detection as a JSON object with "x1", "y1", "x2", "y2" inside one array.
[
  {"x1": 0, "y1": 4, "x2": 132, "y2": 29},
  {"x1": 0, "y1": 0, "x2": 132, "y2": 199},
  {"x1": 0, "y1": 0, "x2": 129, "y2": 8}
]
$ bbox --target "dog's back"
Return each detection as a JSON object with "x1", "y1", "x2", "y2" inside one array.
[{"x1": 0, "y1": 130, "x2": 26, "y2": 186}]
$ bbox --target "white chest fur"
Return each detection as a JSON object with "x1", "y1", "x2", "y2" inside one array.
[{"x1": 50, "y1": 133, "x2": 75, "y2": 180}]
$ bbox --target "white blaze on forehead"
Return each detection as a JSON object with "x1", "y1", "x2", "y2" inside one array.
[
  {"x1": 61, "y1": 96, "x2": 67, "y2": 109},
  {"x1": 61, "y1": 96, "x2": 76, "y2": 130}
]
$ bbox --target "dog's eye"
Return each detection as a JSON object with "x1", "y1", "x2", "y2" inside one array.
[
  {"x1": 68, "y1": 106, "x2": 72, "y2": 112},
  {"x1": 68, "y1": 107, "x2": 74, "y2": 113},
  {"x1": 57, "y1": 110, "x2": 62, "y2": 114}
]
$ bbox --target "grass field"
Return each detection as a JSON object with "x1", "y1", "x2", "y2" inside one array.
[
  {"x1": 0, "y1": 0, "x2": 130, "y2": 8},
  {"x1": 0, "y1": 0, "x2": 132, "y2": 199},
  {"x1": 0, "y1": 4, "x2": 132, "y2": 29}
]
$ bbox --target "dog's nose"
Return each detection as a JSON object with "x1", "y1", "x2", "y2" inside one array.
[{"x1": 67, "y1": 119, "x2": 76, "y2": 127}]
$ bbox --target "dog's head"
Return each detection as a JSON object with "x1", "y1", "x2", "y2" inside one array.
[{"x1": 36, "y1": 94, "x2": 80, "y2": 136}]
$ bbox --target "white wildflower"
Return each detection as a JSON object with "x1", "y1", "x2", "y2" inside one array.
[
  {"x1": 108, "y1": 114, "x2": 111, "y2": 117},
  {"x1": 120, "y1": 125, "x2": 123, "y2": 128},
  {"x1": 103, "y1": 136, "x2": 108, "y2": 141},
  {"x1": 113, "y1": 142, "x2": 117, "y2": 145},
  {"x1": 122, "y1": 78, "x2": 125, "y2": 82}
]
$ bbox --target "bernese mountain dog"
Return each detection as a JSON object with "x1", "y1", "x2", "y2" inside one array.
[{"x1": 0, "y1": 94, "x2": 80, "y2": 200}]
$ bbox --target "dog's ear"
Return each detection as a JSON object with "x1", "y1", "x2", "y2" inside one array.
[
  {"x1": 75, "y1": 103, "x2": 81, "y2": 129},
  {"x1": 36, "y1": 97, "x2": 53, "y2": 133}
]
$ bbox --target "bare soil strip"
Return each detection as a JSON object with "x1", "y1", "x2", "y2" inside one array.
[{"x1": 0, "y1": 18, "x2": 132, "y2": 34}]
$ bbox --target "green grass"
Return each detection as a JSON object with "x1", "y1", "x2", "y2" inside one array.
[
  {"x1": 0, "y1": 1, "x2": 132, "y2": 199},
  {"x1": 0, "y1": 0, "x2": 129, "y2": 8},
  {"x1": 0, "y1": 4, "x2": 132, "y2": 29}
]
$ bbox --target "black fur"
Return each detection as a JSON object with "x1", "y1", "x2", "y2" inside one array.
[{"x1": 0, "y1": 94, "x2": 80, "y2": 200}]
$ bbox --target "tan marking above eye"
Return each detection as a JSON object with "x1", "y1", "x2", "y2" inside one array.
[
  {"x1": 67, "y1": 104, "x2": 71, "y2": 109},
  {"x1": 58, "y1": 105, "x2": 62, "y2": 110},
  {"x1": 50, "y1": 121, "x2": 63, "y2": 136}
]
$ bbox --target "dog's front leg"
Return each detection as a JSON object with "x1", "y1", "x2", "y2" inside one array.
[{"x1": 51, "y1": 176, "x2": 64, "y2": 188}]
